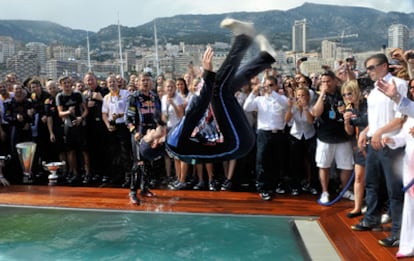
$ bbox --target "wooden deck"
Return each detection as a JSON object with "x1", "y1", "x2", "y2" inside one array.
[{"x1": 0, "y1": 185, "x2": 410, "y2": 260}]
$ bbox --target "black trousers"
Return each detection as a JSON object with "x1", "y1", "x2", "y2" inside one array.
[
  {"x1": 107, "y1": 124, "x2": 132, "y2": 181},
  {"x1": 255, "y1": 130, "x2": 288, "y2": 192},
  {"x1": 167, "y1": 34, "x2": 275, "y2": 164}
]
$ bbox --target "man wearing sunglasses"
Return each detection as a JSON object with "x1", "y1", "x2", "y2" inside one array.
[
  {"x1": 351, "y1": 53, "x2": 407, "y2": 248},
  {"x1": 312, "y1": 70, "x2": 354, "y2": 205},
  {"x1": 244, "y1": 74, "x2": 289, "y2": 201}
]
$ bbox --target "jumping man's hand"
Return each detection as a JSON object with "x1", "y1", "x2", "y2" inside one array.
[{"x1": 202, "y1": 45, "x2": 214, "y2": 72}]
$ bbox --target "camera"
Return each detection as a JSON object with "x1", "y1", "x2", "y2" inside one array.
[
  {"x1": 300, "y1": 57, "x2": 308, "y2": 62},
  {"x1": 349, "y1": 116, "x2": 360, "y2": 126},
  {"x1": 346, "y1": 108, "x2": 360, "y2": 126},
  {"x1": 345, "y1": 108, "x2": 356, "y2": 114},
  {"x1": 407, "y1": 53, "x2": 414, "y2": 59},
  {"x1": 346, "y1": 56, "x2": 355, "y2": 63}
]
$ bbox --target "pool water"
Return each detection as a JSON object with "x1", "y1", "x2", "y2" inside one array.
[{"x1": 0, "y1": 206, "x2": 307, "y2": 260}]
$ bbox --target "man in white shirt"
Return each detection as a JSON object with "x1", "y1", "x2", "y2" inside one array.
[
  {"x1": 244, "y1": 75, "x2": 288, "y2": 200},
  {"x1": 351, "y1": 53, "x2": 407, "y2": 248},
  {"x1": 102, "y1": 74, "x2": 132, "y2": 185}
]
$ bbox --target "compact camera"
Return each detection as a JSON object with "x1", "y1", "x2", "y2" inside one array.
[{"x1": 346, "y1": 108, "x2": 360, "y2": 126}]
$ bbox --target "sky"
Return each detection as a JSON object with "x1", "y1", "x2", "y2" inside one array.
[{"x1": 1, "y1": 0, "x2": 413, "y2": 32}]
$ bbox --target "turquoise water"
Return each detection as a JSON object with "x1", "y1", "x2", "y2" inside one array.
[{"x1": 0, "y1": 206, "x2": 306, "y2": 261}]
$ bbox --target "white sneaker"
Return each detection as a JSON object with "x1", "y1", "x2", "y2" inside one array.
[
  {"x1": 255, "y1": 34, "x2": 277, "y2": 60},
  {"x1": 220, "y1": 18, "x2": 255, "y2": 37},
  {"x1": 381, "y1": 213, "x2": 392, "y2": 224},
  {"x1": 319, "y1": 192, "x2": 330, "y2": 204},
  {"x1": 342, "y1": 190, "x2": 355, "y2": 201}
]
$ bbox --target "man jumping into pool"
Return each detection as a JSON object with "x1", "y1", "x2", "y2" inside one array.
[
  {"x1": 127, "y1": 18, "x2": 277, "y2": 205},
  {"x1": 166, "y1": 18, "x2": 277, "y2": 164}
]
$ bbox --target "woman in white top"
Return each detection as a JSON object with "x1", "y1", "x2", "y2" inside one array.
[
  {"x1": 176, "y1": 77, "x2": 189, "y2": 109},
  {"x1": 285, "y1": 87, "x2": 318, "y2": 195},
  {"x1": 161, "y1": 79, "x2": 185, "y2": 186},
  {"x1": 162, "y1": 79, "x2": 184, "y2": 129}
]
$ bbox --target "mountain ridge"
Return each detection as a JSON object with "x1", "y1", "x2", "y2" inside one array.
[{"x1": 0, "y1": 3, "x2": 413, "y2": 52}]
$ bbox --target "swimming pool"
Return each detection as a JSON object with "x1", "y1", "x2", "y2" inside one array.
[{"x1": 0, "y1": 206, "x2": 309, "y2": 260}]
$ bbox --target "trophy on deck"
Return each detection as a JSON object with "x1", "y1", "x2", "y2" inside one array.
[
  {"x1": 42, "y1": 161, "x2": 66, "y2": 185},
  {"x1": 15, "y1": 142, "x2": 37, "y2": 184}
]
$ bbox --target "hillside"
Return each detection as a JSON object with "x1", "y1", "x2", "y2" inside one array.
[
  {"x1": 0, "y1": 20, "x2": 89, "y2": 45},
  {"x1": 0, "y1": 3, "x2": 413, "y2": 52}
]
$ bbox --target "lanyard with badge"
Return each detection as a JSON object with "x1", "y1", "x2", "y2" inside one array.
[{"x1": 327, "y1": 95, "x2": 336, "y2": 120}]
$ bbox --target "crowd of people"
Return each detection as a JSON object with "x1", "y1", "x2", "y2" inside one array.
[{"x1": 1, "y1": 18, "x2": 414, "y2": 257}]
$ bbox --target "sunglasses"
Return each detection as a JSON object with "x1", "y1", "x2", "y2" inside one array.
[
  {"x1": 342, "y1": 92, "x2": 353, "y2": 97},
  {"x1": 366, "y1": 63, "x2": 384, "y2": 71}
]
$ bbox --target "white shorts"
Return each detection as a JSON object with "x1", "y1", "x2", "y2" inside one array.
[{"x1": 315, "y1": 139, "x2": 354, "y2": 170}]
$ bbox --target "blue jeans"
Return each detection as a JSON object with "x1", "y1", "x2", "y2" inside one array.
[{"x1": 363, "y1": 144, "x2": 404, "y2": 237}]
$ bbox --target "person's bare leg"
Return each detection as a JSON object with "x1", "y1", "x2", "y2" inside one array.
[
  {"x1": 67, "y1": 150, "x2": 78, "y2": 175},
  {"x1": 221, "y1": 160, "x2": 236, "y2": 191},
  {"x1": 191, "y1": 163, "x2": 205, "y2": 190},
  {"x1": 319, "y1": 168, "x2": 330, "y2": 193},
  {"x1": 226, "y1": 159, "x2": 236, "y2": 180},
  {"x1": 318, "y1": 167, "x2": 331, "y2": 203},
  {"x1": 196, "y1": 164, "x2": 203, "y2": 182},
  {"x1": 179, "y1": 161, "x2": 188, "y2": 183},
  {"x1": 174, "y1": 159, "x2": 181, "y2": 181},
  {"x1": 350, "y1": 164, "x2": 365, "y2": 213},
  {"x1": 164, "y1": 156, "x2": 172, "y2": 178},
  {"x1": 340, "y1": 169, "x2": 352, "y2": 190},
  {"x1": 206, "y1": 163, "x2": 214, "y2": 183},
  {"x1": 82, "y1": 151, "x2": 91, "y2": 176},
  {"x1": 59, "y1": 152, "x2": 67, "y2": 173},
  {"x1": 222, "y1": 161, "x2": 229, "y2": 179}
]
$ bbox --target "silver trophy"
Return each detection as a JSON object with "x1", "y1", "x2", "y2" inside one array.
[
  {"x1": 15, "y1": 142, "x2": 37, "y2": 183},
  {"x1": 42, "y1": 161, "x2": 66, "y2": 186}
]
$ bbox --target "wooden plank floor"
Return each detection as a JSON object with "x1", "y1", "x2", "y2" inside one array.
[{"x1": 0, "y1": 185, "x2": 410, "y2": 260}]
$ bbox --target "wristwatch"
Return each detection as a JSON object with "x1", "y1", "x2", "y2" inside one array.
[{"x1": 391, "y1": 93, "x2": 401, "y2": 103}]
